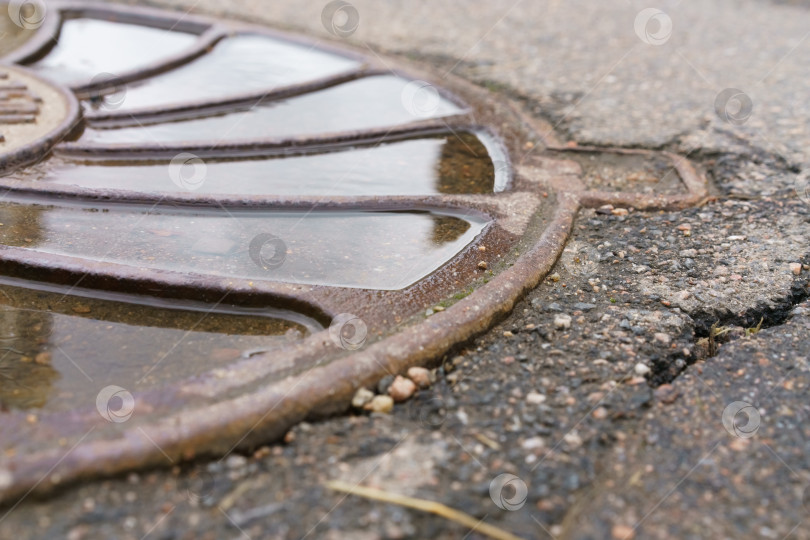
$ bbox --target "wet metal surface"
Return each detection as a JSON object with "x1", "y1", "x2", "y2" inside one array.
[
  {"x1": 11, "y1": 131, "x2": 500, "y2": 196},
  {"x1": 0, "y1": 65, "x2": 77, "y2": 168}
]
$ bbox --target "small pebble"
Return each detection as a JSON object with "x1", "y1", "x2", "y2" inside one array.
[
  {"x1": 563, "y1": 432, "x2": 582, "y2": 448},
  {"x1": 34, "y1": 352, "x2": 52, "y2": 365},
  {"x1": 351, "y1": 387, "x2": 374, "y2": 408},
  {"x1": 634, "y1": 363, "x2": 651, "y2": 376},
  {"x1": 388, "y1": 375, "x2": 417, "y2": 402},
  {"x1": 553, "y1": 314, "x2": 572, "y2": 330},
  {"x1": 611, "y1": 208, "x2": 628, "y2": 216},
  {"x1": 477, "y1": 261, "x2": 488, "y2": 270},
  {"x1": 592, "y1": 407, "x2": 608, "y2": 420},
  {"x1": 406, "y1": 367, "x2": 432, "y2": 388},
  {"x1": 612, "y1": 524, "x2": 635, "y2": 539},
  {"x1": 225, "y1": 455, "x2": 247, "y2": 469},
  {"x1": 377, "y1": 375, "x2": 395, "y2": 394},
  {"x1": 366, "y1": 395, "x2": 394, "y2": 414},
  {"x1": 790, "y1": 262, "x2": 802, "y2": 276},
  {"x1": 521, "y1": 436, "x2": 545, "y2": 450},
  {"x1": 526, "y1": 392, "x2": 547, "y2": 405}
]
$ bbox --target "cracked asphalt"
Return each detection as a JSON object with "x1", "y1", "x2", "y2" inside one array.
[{"x1": 2, "y1": 0, "x2": 810, "y2": 539}]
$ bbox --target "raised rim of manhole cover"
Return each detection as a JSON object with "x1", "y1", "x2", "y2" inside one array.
[{"x1": 0, "y1": 1, "x2": 709, "y2": 504}]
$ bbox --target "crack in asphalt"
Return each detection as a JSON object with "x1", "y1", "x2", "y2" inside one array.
[{"x1": 649, "y1": 264, "x2": 810, "y2": 387}]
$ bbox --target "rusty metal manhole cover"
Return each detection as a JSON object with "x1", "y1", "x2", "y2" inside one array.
[{"x1": 0, "y1": 1, "x2": 708, "y2": 503}]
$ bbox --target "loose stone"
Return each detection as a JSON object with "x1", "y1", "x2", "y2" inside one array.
[
  {"x1": 365, "y1": 395, "x2": 394, "y2": 414},
  {"x1": 406, "y1": 367, "x2": 432, "y2": 388},
  {"x1": 554, "y1": 314, "x2": 572, "y2": 330},
  {"x1": 351, "y1": 387, "x2": 374, "y2": 408},
  {"x1": 388, "y1": 375, "x2": 417, "y2": 402},
  {"x1": 634, "y1": 363, "x2": 651, "y2": 376},
  {"x1": 526, "y1": 392, "x2": 546, "y2": 405}
]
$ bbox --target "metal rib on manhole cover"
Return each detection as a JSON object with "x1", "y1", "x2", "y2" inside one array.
[{"x1": 0, "y1": 1, "x2": 709, "y2": 503}]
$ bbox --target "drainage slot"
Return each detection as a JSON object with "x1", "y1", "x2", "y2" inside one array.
[
  {"x1": 29, "y1": 18, "x2": 198, "y2": 86},
  {"x1": 0, "y1": 201, "x2": 489, "y2": 290},
  {"x1": 19, "y1": 131, "x2": 500, "y2": 196},
  {"x1": 77, "y1": 75, "x2": 465, "y2": 145},
  {"x1": 79, "y1": 33, "x2": 360, "y2": 112},
  {"x1": 0, "y1": 281, "x2": 309, "y2": 413}
]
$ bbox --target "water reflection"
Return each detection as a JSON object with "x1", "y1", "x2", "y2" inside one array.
[
  {"x1": 0, "y1": 201, "x2": 487, "y2": 290},
  {"x1": 79, "y1": 76, "x2": 465, "y2": 145},
  {"x1": 0, "y1": 282, "x2": 309, "y2": 413},
  {"x1": 24, "y1": 132, "x2": 497, "y2": 195},
  {"x1": 29, "y1": 18, "x2": 198, "y2": 86},
  {"x1": 430, "y1": 215, "x2": 471, "y2": 245},
  {"x1": 93, "y1": 34, "x2": 361, "y2": 111},
  {"x1": 0, "y1": 204, "x2": 44, "y2": 248},
  {"x1": 0, "y1": 302, "x2": 57, "y2": 410}
]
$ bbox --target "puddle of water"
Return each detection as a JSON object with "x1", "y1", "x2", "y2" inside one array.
[
  {"x1": 78, "y1": 75, "x2": 465, "y2": 145},
  {"x1": 563, "y1": 152, "x2": 683, "y2": 194},
  {"x1": 29, "y1": 18, "x2": 198, "y2": 86},
  {"x1": 85, "y1": 34, "x2": 362, "y2": 112},
  {"x1": 0, "y1": 201, "x2": 487, "y2": 290},
  {"x1": 0, "y1": 281, "x2": 311, "y2": 413},
  {"x1": 22, "y1": 132, "x2": 497, "y2": 195}
]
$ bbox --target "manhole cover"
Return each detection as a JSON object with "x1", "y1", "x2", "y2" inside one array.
[{"x1": 0, "y1": 1, "x2": 708, "y2": 503}]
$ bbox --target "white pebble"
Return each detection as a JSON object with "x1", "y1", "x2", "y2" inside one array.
[
  {"x1": 526, "y1": 392, "x2": 547, "y2": 405},
  {"x1": 521, "y1": 436, "x2": 545, "y2": 450},
  {"x1": 554, "y1": 314, "x2": 572, "y2": 330},
  {"x1": 634, "y1": 363, "x2": 651, "y2": 375},
  {"x1": 351, "y1": 387, "x2": 374, "y2": 408},
  {"x1": 366, "y1": 395, "x2": 394, "y2": 414}
]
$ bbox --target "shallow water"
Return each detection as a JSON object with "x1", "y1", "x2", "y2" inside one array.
[
  {"x1": 0, "y1": 202, "x2": 488, "y2": 290},
  {"x1": 83, "y1": 33, "x2": 361, "y2": 112},
  {"x1": 29, "y1": 18, "x2": 198, "y2": 86},
  {"x1": 25, "y1": 132, "x2": 498, "y2": 195},
  {"x1": 0, "y1": 281, "x2": 310, "y2": 413},
  {"x1": 79, "y1": 75, "x2": 465, "y2": 145}
]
